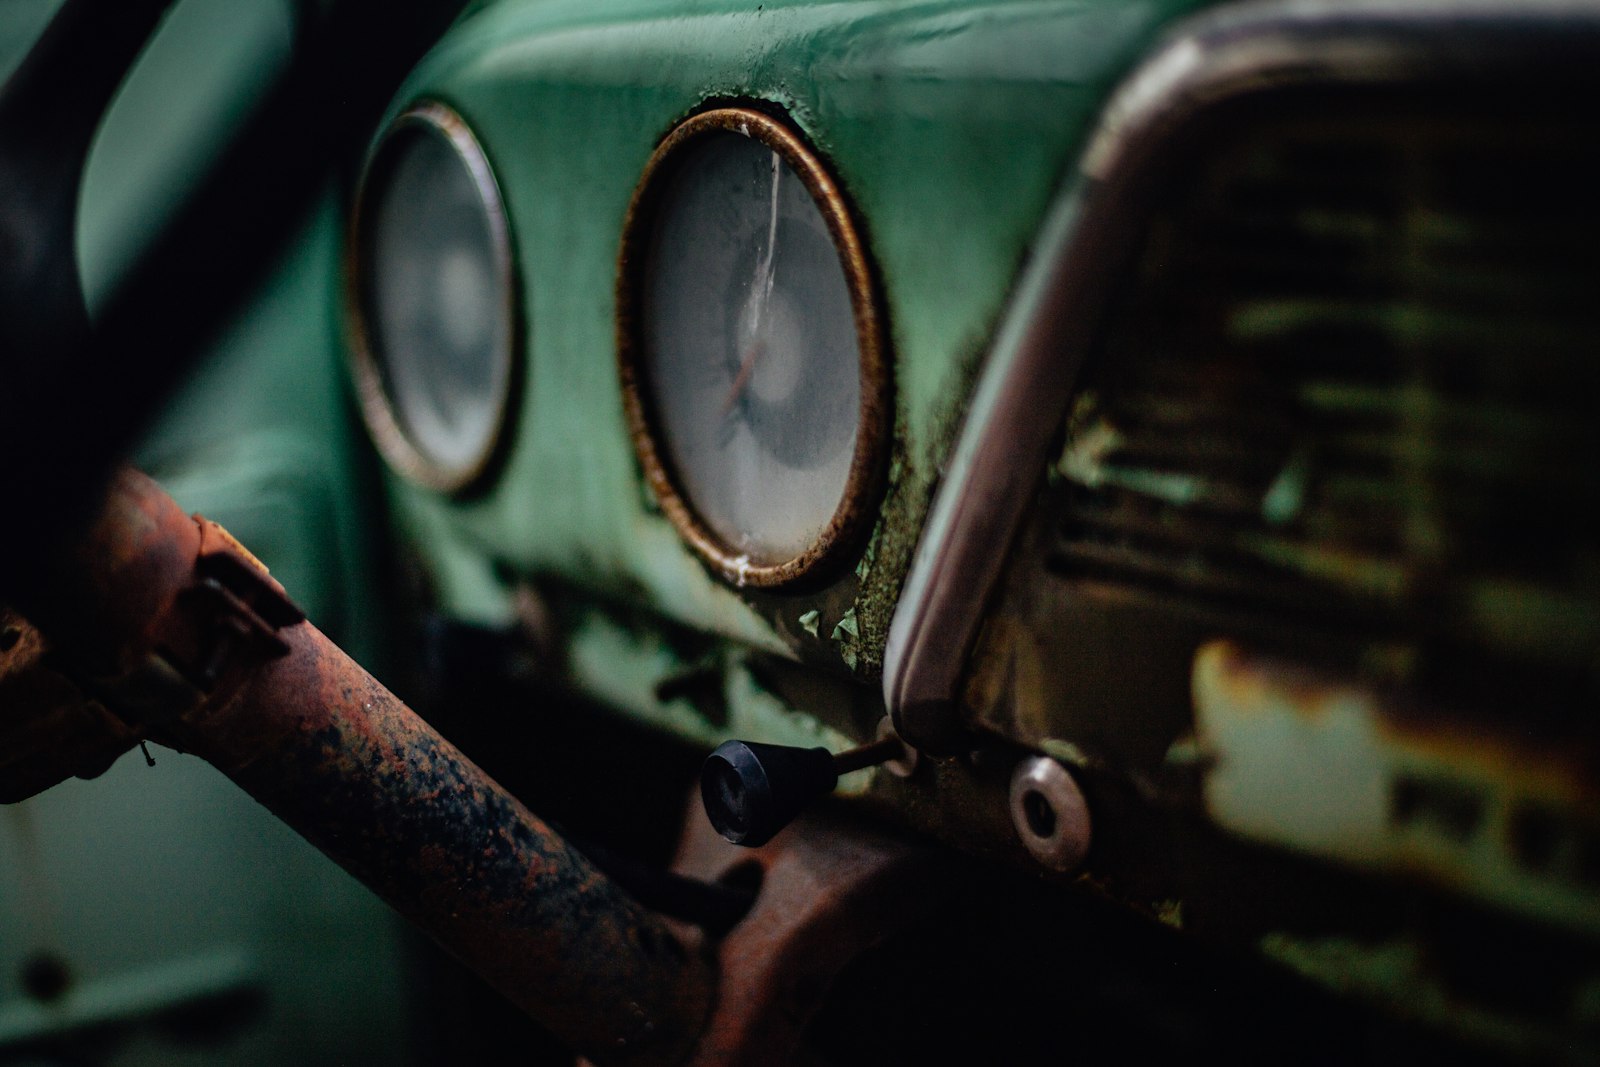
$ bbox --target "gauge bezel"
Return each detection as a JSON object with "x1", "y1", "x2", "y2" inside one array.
[
  {"x1": 346, "y1": 100, "x2": 521, "y2": 494},
  {"x1": 617, "y1": 106, "x2": 892, "y2": 590}
]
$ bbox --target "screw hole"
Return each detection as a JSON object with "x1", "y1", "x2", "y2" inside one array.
[{"x1": 1023, "y1": 790, "x2": 1057, "y2": 840}]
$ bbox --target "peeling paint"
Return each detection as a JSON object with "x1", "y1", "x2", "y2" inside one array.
[
  {"x1": 1195, "y1": 641, "x2": 1600, "y2": 934},
  {"x1": 830, "y1": 607, "x2": 859, "y2": 642}
]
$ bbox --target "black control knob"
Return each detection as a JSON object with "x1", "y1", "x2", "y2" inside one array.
[{"x1": 700, "y1": 733, "x2": 911, "y2": 847}]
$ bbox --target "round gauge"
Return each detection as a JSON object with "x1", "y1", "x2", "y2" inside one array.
[
  {"x1": 348, "y1": 102, "x2": 518, "y2": 493},
  {"x1": 618, "y1": 108, "x2": 890, "y2": 589}
]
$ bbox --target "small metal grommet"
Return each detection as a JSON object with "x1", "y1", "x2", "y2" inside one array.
[{"x1": 1008, "y1": 755, "x2": 1091, "y2": 872}]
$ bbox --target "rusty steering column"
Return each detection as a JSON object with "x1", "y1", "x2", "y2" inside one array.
[{"x1": 2, "y1": 470, "x2": 713, "y2": 1067}]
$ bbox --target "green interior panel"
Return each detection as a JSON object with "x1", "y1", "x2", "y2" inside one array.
[{"x1": 371, "y1": 0, "x2": 1208, "y2": 698}]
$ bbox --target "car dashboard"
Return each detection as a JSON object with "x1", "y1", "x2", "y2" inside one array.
[{"x1": 3, "y1": 0, "x2": 1599, "y2": 1062}]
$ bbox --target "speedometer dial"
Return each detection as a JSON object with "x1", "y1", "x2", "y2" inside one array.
[
  {"x1": 619, "y1": 108, "x2": 890, "y2": 590},
  {"x1": 349, "y1": 102, "x2": 518, "y2": 493}
]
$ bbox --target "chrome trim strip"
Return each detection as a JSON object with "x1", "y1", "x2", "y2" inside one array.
[{"x1": 883, "y1": 0, "x2": 1600, "y2": 753}]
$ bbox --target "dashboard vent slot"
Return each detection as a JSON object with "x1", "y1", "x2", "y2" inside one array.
[{"x1": 1051, "y1": 109, "x2": 1600, "y2": 677}]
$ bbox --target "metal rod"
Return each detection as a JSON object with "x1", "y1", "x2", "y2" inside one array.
[
  {"x1": 831, "y1": 735, "x2": 907, "y2": 776},
  {"x1": 11, "y1": 471, "x2": 715, "y2": 1066},
  {"x1": 176, "y1": 621, "x2": 713, "y2": 1065}
]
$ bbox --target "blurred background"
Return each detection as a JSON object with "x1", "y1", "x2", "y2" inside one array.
[{"x1": 2, "y1": 3, "x2": 420, "y2": 1063}]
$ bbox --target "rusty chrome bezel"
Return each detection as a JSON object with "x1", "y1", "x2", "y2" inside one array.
[
  {"x1": 616, "y1": 107, "x2": 892, "y2": 592},
  {"x1": 346, "y1": 101, "x2": 521, "y2": 495},
  {"x1": 883, "y1": 0, "x2": 1600, "y2": 753}
]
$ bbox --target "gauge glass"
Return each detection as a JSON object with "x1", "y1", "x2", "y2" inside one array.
[
  {"x1": 639, "y1": 127, "x2": 864, "y2": 567},
  {"x1": 353, "y1": 105, "x2": 514, "y2": 489}
]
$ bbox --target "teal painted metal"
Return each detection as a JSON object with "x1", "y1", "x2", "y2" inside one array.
[
  {"x1": 369, "y1": 0, "x2": 1210, "y2": 693},
  {"x1": 0, "y1": 1, "x2": 62, "y2": 85}
]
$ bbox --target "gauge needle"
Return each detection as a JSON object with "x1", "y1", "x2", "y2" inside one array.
[
  {"x1": 720, "y1": 151, "x2": 784, "y2": 421},
  {"x1": 719, "y1": 338, "x2": 766, "y2": 418}
]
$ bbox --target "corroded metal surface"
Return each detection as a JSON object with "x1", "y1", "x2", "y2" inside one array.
[
  {"x1": 1194, "y1": 640, "x2": 1600, "y2": 934},
  {"x1": 174, "y1": 620, "x2": 713, "y2": 1065},
  {"x1": 0, "y1": 609, "x2": 140, "y2": 803},
  {"x1": 15, "y1": 468, "x2": 204, "y2": 681},
  {"x1": 3, "y1": 470, "x2": 715, "y2": 1066},
  {"x1": 671, "y1": 807, "x2": 952, "y2": 1065}
]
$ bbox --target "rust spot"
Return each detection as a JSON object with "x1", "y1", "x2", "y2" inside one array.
[{"x1": 8, "y1": 470, "x2": 715, "y2": 1065}]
